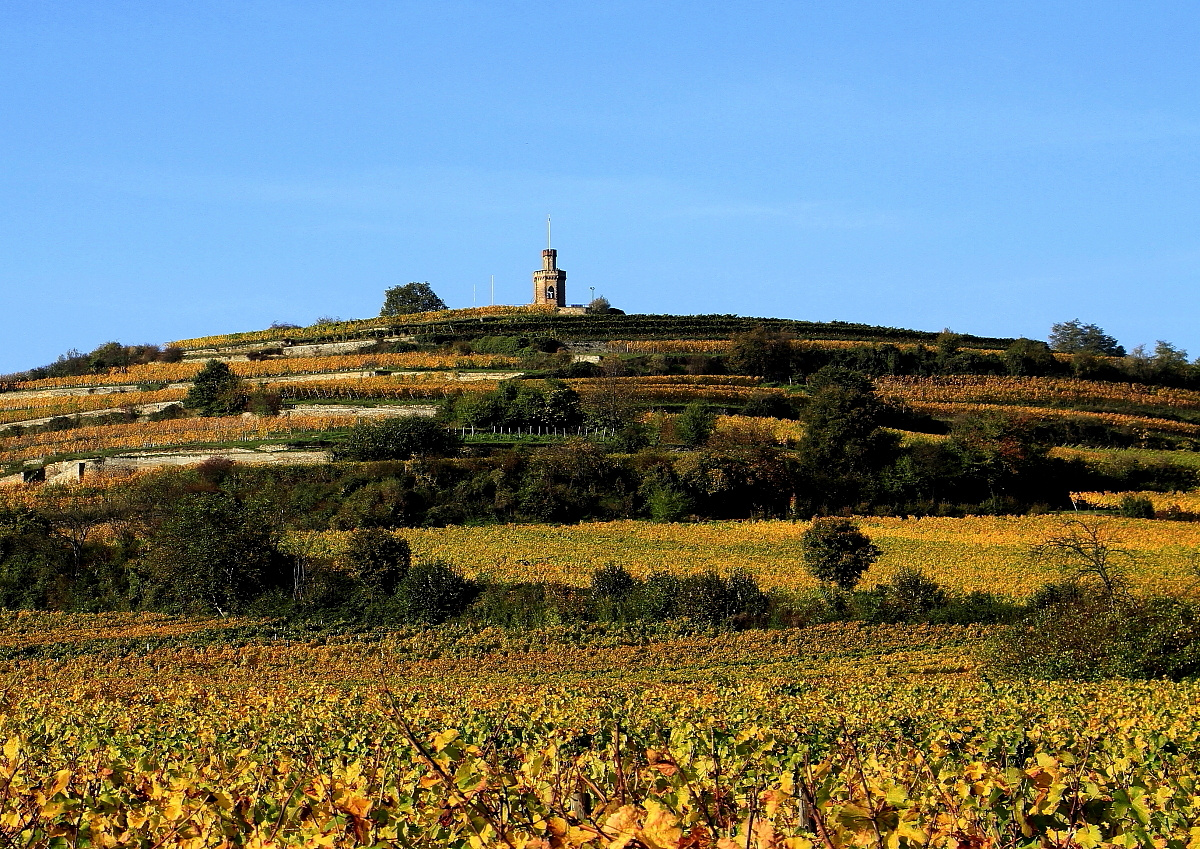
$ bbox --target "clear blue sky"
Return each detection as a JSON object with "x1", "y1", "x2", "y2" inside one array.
[{"x1": 3, "y1": 1, "x2": 1198, "y2": 373}]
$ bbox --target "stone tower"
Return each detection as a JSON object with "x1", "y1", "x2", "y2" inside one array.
[
  {"x1": 532, "y1": 249, "x2": 566, "y2": 307},
  {"x1": 532, "y1": 219, "x2": 566, "y2": 309}
]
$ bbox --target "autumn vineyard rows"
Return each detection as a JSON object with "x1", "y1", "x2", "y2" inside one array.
[{"x1": 0, "y1": 611, "x2": 1197, "y2": 847}]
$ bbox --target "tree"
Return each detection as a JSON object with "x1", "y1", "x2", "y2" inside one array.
[
  {"x1": 796, "y1": 367, "x2": 899, "y2": 508},
  {"x1": 380, "y1": 282, "x2": 446, "y2": 316},
  {"x1": 342, "y1": 528, "x2": 411, "y2": 595},
  {"x1": 333, "y1": 416, "x2": 463, "y2": 462},
  {"x1": 675, "y1": 402, "x2": 715, "y2": 447},
  {"x1": 395, "y1": 560, "x2": 478, "y2": 624},
  {"x1": 1048, "y1": 320, "x2": 1125, "y2": 357},
  {"x1": 591, "y1": 563, "x2": 637, "y2": 600},
  {"x1": 947, "y1": 412, "x2": 1052, "y2": 504},
  {"x1": 184, "y1": 360, "x2": 244, "y2": 417},
  {"x1": 1003, "y1": 338, "x2": 1057, "y2": 377},
  {"x1": 1152, "y1": 340, "x2": 1189, "y2": 381},
  {"x1": 588, "y1": 296, "x2": 613, "y2": 314},
  {"x1": 1029, "y1": 516, "x2": 1132, "y2": 601},
  {"x1": 140, "y1": 494, "x2": 287, "y2": 614},
  {"x1": 801, "y1": 517, "x2": 881, "y2": 591},
  {"x1": 728, "y1": 326, "x2": 793, "y2": 381}
]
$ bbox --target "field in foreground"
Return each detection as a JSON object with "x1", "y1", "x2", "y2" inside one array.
[
  {"x1": 295, "y1": 515, "x2": 1200, "y2": 598},
  {"x1": 2, "y1": 613, "x2": 1198, "y2": 847}
]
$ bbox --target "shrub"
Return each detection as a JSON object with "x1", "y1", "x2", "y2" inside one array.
[
  {"x1": 629, "y1": 571, "x2": 682, "y2": 620},
  {"x1": 1118, "y1": 495, "x2": 1156, "y2": 519},
  {"x1": 990, "y1": 595, "x2": 1200, "y2": 680},
  {"x1": 646, "y1": 486, "x2": 692, "y2": 522},
  {"x1": 675, "y1": 402, "x2": 715, "y2": 447},
  {"x1": 801, "y1": 517, "x2": 880, "y2": 591},
  {"x1": 333, "y1": 417, "x2": 462, "y2": 462},
  {"x1": 590, "y1": 563, "x2": 636, "y2": 600},
  {"x1": 675, "y1": 569, "x2": 766, "y2": 626},
  {"x1": 395, "y1": 560, "x2": 478, "y2": 624},
  {"x1": 342, "y1": 528, "x2": 410, "y2": 595},
  {"x1": 880, "y1": 567, "x2": 947, "y2": 621}
]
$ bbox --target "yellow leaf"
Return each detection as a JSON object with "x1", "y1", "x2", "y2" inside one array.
[
  {"x1": 603, "y1": 804, "x2": 640, "y2": 849},
  {"x1": 432, "y1": 729, "x2": 460, "y2": 752},
  {"x1": 162, "y1": 793, "x2": 185, "y2": 821},
  {"x1": 47, "y1": 768, "x2": 72, "y2": 799},
  {"x1": 341, "y1": 795, "x2": 372, "y2": 818},
  {"x1": 640, "y1": 799, "x2": 682, "y2": 849}
]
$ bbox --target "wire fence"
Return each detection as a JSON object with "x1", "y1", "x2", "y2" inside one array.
[{"x1": 457, "y1": 425, "x2": 615, "y2": 440}]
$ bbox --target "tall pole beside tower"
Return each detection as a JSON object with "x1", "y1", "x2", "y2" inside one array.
[
  {"x1": 547, "y1": 215, "x2": 552, "y2": 250},
  {"x1": 490, "y1": 274, "x2": 494, "y2": 306}
]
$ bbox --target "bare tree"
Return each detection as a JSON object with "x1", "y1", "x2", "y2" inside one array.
[{"x1": 1030, "y1": 516, "x2": 1133, "y2": 600}]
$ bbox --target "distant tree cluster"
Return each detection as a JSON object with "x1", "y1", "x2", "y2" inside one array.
[
  {"x1": 3, "y1": 341, "x2": 183, "y2": 384},
  {"x1": 1048, "y1": 320, "x2": 1125, "y2": 357}
]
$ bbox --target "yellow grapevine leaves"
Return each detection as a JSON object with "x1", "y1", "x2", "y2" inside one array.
[{"x1": 291, "y1": 515, "x2": 1200, "y2": 598}]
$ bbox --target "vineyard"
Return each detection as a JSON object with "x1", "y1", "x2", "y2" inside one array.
[
  {"x1": 284, "y1": 515, "x2": 1200, "y2": 598},
  {"x1": 6, "y1": 309, "x2": 1200, "y2": 846},
  {"x1": 0, "y1": 387, "x2": 188, "y2": 426},
  {"x1": 10, "y1": 352, "x2": 521, "y2": 391},
  {"x1": 169, "y1": 304, "x2": 555, "y2": 350},
  {"x1": 877, "y1": 375, "x2": 1200, "y2": 415},
  {"x1": 167, "y1": 308, "x2": 1017, "y2": 352},
  {"x1": 0, "y1": 610, "x2": 1196, "y2": 847},
  {"x1": 0, "y1": 414, "x2": 357, "y2": 464}
]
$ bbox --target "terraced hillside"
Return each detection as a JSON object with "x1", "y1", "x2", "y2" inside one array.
[{"x1": 1, "y1": 307, "x2": 1196, "y2": 481}]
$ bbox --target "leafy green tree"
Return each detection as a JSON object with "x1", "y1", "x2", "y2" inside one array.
[
  {"x1": 0, "y1": 506, "x2": 71, "y2": 609},
  {"x1": 395, "y1": 559, "x2": 478, "y2": 624},
  {"x1": 948, "y1": 412, "x2": 1051, "y2": 504},
  {"x1": 801, "y1": 516, "x2": 881, "y2": 591},
  {"x1": 797, "y1": 367, "x2": 899, "y2": 508},
  {"x1": 1048, "y1": 320, "x2": 1125, "y2": 356},
  {"x1": 1152, "y1": 340, "x2": 1190, "y2": 381},
  {"x1": 342, "y1": 528, "x2": 411, "y2": 595},
  {"x1": 334, "y1": 416, "x2": 462, "y2": 461},
  {"x1": 728, "y1": 326, "x2": 793, "y2": 380},
  {"x1": 1003, "y1": 338, "x2": 1057, "y2": 376},
  {"x1": 380, "y1": 282, "x2": 446, "y2": 316},
  {"x1": 183, "y1": 360, "x2": 244, "y2": 417},
  {"x1": 140, "y1": 494, "x2": 287, "y2": 614},
  {"x1": 675, "y1": 402, "x2": 715, "y2": 447}
]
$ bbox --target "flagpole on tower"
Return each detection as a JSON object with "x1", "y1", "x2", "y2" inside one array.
[{"x1": 547, "y1": 215, "x2": 551, "y2": 250}]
